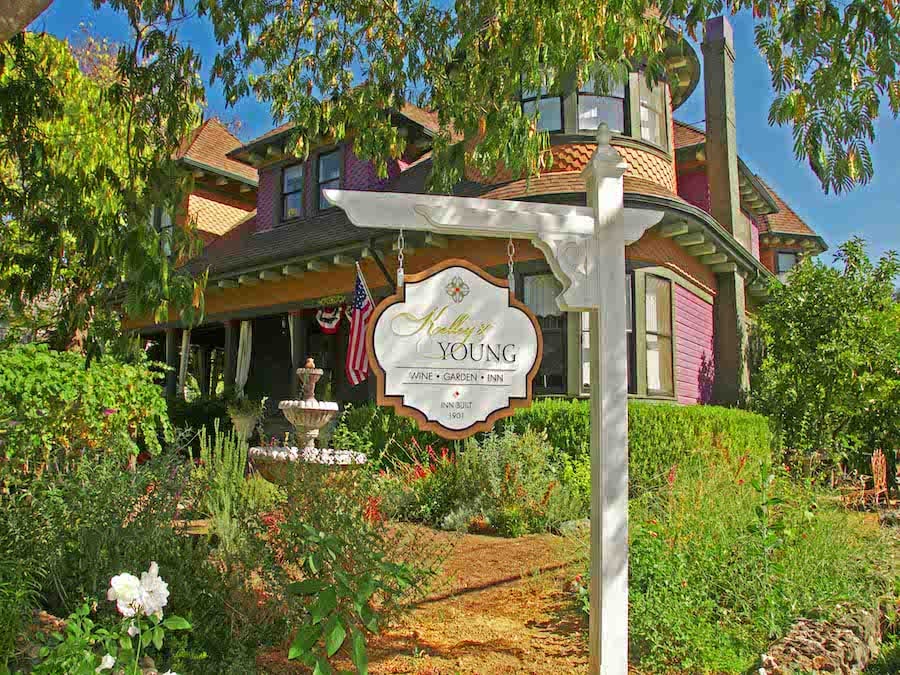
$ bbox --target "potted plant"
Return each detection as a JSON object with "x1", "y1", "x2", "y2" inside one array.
[{"x1": 226, "y1": 395, "x2": 267, "y2": 443}]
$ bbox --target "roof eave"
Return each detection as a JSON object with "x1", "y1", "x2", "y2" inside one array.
[{"x1": 179, "y1": 157, "x2": 259, "y2": 188}]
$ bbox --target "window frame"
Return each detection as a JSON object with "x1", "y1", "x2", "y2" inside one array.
[
  {"x1": 637, "y1": 77, "x2": 669, "y2": 151},
  {"x1": 578, "y1": 272, "x2": 636, "y2": 395},
  {"x1": 316, "y1": 148, "x2": 342, "y2": 212},
  {"x1": 576, "y1": 78, "x2": 628, "y2": 135},
  {"x1": 280, "y1": 162, "x2": 305, "y2": 223},
  {"x1": 519, "y1": 270, "x2": 568, "y2": 395},
  {"x1": 776, "y1": 250, "x2": 800, "y2": 280},
  {"x1": 520, "y1": 72, "x2": 564, "y2": 134},
  {"x1": 643, "y1": 274, "x2": 675, "y2": 397}
]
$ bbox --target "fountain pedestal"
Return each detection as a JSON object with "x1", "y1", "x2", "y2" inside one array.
[{"x1": 249, "y1": 358, "x2": 366, "y2": 483}]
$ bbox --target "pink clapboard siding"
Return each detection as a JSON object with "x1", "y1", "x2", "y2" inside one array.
[
  {"x1": 676, "y1": 169, "x2": 710, "y2": 213},
  {"x1": 674, "y1": 283, "x2": 714, "y2": 404}
]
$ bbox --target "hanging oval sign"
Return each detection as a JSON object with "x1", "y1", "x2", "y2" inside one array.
[{"x1": 367, "y1": 258, "x2": 543, "y2": 439}]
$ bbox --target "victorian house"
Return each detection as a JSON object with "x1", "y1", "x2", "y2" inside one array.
[{"x1": 131, "y1": 16, "x2": 826, "y2": 419}]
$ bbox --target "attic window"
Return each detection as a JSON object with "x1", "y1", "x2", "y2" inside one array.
[{"x1": 282, "y1": 164, "x2": 304, "y2": 220}]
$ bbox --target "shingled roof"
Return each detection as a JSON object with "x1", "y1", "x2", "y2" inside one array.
[
  {"x1": 176, "y1": 119, "x2": 258, "y2": 184},
  {"x1": 672, "y1": 120, "x2": 821, "y2": 240},
  {"x1": 752, "y1": 177, "x2": 821, "y2": 239}
]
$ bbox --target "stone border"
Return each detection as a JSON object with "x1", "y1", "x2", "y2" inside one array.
[{"x1": 758, "y1": 604, "x2": 881, "y2": 674}]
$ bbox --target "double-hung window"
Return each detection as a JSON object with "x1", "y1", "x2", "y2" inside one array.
[
  {"x1": 282, "y1": 164, "x2": 304, "y2": 221},
  {"x1": 639, "y1": 79, "x2": 667, "y2": 148},
  {"x1": 317, "y1": 150, "x2": 341, "y2": 210},
  {"x1": 645, "y1": 275, "x2": 674, "y2": 396},
  {"x1": 581, "y1": 272, "x2": 635, "y2": 394},
  {"x1": 521, "y1": 71, "x2": 563, "y2": 133},
  {"x1": 577, "y1": 78, "x2": 626, "y2": 133}
]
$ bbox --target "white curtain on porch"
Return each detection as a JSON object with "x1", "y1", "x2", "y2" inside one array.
[
  {"x1": 176, "y1": 329, "x2": 191, "y2": 398},
  {"x1": 523, "y1": 274, "x2": 563, "y2": 317},
  {"x1": 235, "y1": 320, "x2": 252, "y2": 397}
]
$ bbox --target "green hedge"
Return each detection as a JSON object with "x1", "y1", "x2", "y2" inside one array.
[
  {"x1": 0, "y1": 344, "x2": 170, "y2": 472},
  {"x1": 333, "y1": 399, "x2": 773, "y2": 493}
]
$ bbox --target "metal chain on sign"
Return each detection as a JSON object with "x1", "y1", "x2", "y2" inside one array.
[
  {"x1": 507, "y1": 236, "x2": 516, "y2": 295},
  {"x1": 396, "y1": 228, "x2": 405, "y2": 289}
]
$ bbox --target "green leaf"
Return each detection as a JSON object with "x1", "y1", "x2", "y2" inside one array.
[
  {"x1": 325, "y1": 617, "x2": 347, "y2": 657},
  {"x1": 288, "y1": 624, "x2": 321, "y2": 660},
  {"x1": 161, "y1": 615, "x2": 192, "y2": 631},
  {"x1": 312, "y1": 656, "x2": 332, "y2": 675},
  {"x1": 152, "y1": 626, "x2": 163, "y2": 651},
  {"x1": 311, "y1": 587, "x2": 338, "y2": 623},
  {"x1": 288, "y1": 579, "x2": 329, "y2": 596},
  {"x1": 350, "y1": 626, "x2": 368, "y2": 675}
]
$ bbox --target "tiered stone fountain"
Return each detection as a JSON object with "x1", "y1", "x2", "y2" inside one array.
[{"x1": 248, "y1": 357, "x2": 367, "y2": 483}]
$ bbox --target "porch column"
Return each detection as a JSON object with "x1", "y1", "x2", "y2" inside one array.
[
  {"x1": 164, "y1": 328, "x2": 177, "y2": 399},
  {"x1": 209, "y1": 349, "x2": 221, "y2": 397},
  {"x1": 583, "y1": 126, "x2": 629, "y2": 675},
  {"x1": 223, "y1": 320, "x2": 238, "y2": 394},
  {"x1": 197, "y1": 346, "x2": 210, "y2": 397},
  {"x1": 288, "y1": 312, "x2": 307, "y2": 398}
]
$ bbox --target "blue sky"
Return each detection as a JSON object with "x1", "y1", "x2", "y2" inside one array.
[{"x1": 31, "y1": 3, "x2": 900, "y2": 264}]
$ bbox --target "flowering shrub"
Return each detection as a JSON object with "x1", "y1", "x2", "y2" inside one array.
[
  {"x1": 0, "y1": 344, "x2": 170, "y2": 474},
  {"x1": 34, "y1": 562, "x2": 190, "y2": 675},
  {"x1": 377, "y1": 429, "x2": 583, "y2": 536}
]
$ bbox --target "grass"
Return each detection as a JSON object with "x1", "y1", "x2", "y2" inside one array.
[{"x1": 578, "y1": 458, "x2": 899, "y2": 673}]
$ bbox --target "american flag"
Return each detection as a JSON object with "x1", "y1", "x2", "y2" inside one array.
[{"x1": 346, "y1": 264, "x2": 374, "y2": 386}]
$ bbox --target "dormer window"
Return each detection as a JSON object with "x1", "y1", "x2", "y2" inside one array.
[
  {"x1": 282, "y1": 164, "x2": 304, "y2": 220},
  {"x1": 577, "y1": 79, "x2": 626, "y2": 133},
  {"x1": 521, "y1": 72, "x2": 563, "y2": 133},
  {"x1": 317, "y1": 149, "x2": 341, "y2": 210}
]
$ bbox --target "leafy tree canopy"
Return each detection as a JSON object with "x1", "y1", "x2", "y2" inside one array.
[
  {"x1": 194, "y1": 0, "x2": 899, "y2": 194},
  {"x1": 0, "y1": 12, "x2": 205, "y2": 353},
  {"x1": 753, "y1": 238, "x2": 900, "y2": 472}
]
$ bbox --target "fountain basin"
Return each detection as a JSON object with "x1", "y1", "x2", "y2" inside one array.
[{"x1": 249, "y1": 445, "x2": 367, "y2": 483}]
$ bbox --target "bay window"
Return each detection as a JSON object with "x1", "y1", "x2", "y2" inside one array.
[
  {"x1": 578, "y1": 78, "x2": 626, "y2": 133},
  {"x1": 521, "y1": 71, "x2": 563, "y2": 133},
  {"x1": 639, "y1": 79, "x2": 667, "y2": 148}
]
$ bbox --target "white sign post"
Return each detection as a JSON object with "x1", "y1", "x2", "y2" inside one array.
[
  {"x1": 369, "y1": 258, "x2": 542, "y2": 438},
  {"x1": 326, "y1": 124, "x2": 663, "y2": 675}
]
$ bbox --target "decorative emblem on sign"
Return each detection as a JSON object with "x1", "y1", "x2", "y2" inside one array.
[
  {"x1": 367, "y1": 259, "x2": 543, "y2": 439},
  {"x1": 444, "y1": 276, "x2": 470, "y2": 304}
]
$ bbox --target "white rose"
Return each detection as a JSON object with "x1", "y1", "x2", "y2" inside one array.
[
  {"x1": 139, "y1": 561, "x2": 170, "y2": 620},
  {"x1": 95, "y1": 653, "x2": 115, "y2": 672},
  {"x1": 107, "y1": 573, "x2": 142, "y2": 617}
]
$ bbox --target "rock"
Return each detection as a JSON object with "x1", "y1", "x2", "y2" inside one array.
[
  {"x1": 878, "y1": 510, "x2": 900, "y2": 527},
  {"x1": 757, "y1": 605, "x2": 881, "y2": 674}
]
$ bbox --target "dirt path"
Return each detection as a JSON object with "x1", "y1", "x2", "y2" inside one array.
[{"x1": 260, "y1": 530, "x2": 592, "y2": 674}]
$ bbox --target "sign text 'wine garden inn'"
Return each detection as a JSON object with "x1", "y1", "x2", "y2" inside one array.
[{"x1": 367, "y1": 259, "x2": 543, "y2": 438}]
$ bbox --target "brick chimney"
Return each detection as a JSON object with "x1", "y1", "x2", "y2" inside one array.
[
  {"x1": 703, "y1": 16, "x2": 750, "y2": 404},
  {"x1": 702, "y1": 16, "x2": 751, "y2": 249}
]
